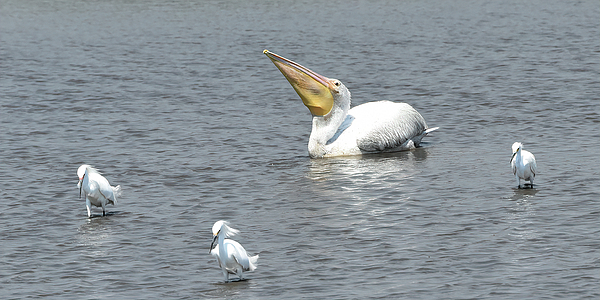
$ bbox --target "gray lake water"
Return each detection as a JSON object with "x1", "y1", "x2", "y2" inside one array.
[{"x1": 1, "y1": 0, "x2": 599, "y2": 299}]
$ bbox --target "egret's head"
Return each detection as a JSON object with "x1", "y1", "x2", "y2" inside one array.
[
  {"x1": 77, "y1": 164, "x2": 100, "y2": 181},
  {"x1": 77, "y1": 164, "x2": 90, "y2": 181},
  {"x1": 77, "y1": 164, "x2": 90, "y2": 198},
  {"x1": 212, "y1": 220, "x2": 225, "y2": 236},
  {"x1": 211, "y1": 220, "x2": 239, "y2": 238},
  {"x1": 511, "y1": 142, "x2": 523, "y2": 154},
  {"x1": 510, "y1": 142, "x2": 523, "y2": 163},
  {"x1": 210, "y1": 220, "x2": 240, "y2": 253},
  {"x1": 264, "y1": 50, "x2": 351, "y2": 117}
]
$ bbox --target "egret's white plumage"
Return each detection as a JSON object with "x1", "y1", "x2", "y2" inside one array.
[
  {"x1": 77, "y1": 164, "x2": 121, "y2": 217},
  {"x1": 510, "y1": 142, "x2": 537, "y2": 188},
  {"x1": 264, "y1": 50, "x2": 438, "y2": 158},
  {"x1": 209, "y1": 220, "x2": 258, "y2": 282}
]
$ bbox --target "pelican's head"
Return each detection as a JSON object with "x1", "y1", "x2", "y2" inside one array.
[
  {"x1": 210, "y1": 220, "x2": 240, "y2": 253},
  {"x1": 264, "y1": 50, "x2": 350, "y2": 117},
  {"x1": 511, "y1": 142, "x2": 523, "y2": 163}
]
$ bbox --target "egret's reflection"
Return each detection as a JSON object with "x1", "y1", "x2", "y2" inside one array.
[
  {"x1": 77, "y1": 215, "x2": 116, "y2": 257},
  {"x1": 510, "y1": 187, "x2": 539, "y2": 202},
  {"x1": 505, "y1": 188, "x2": 539, "y2": 242}
]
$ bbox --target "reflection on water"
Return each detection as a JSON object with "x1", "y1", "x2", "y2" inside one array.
[
  {"x1": 77, "y1": 217, "x2": 116, "y2": 257},
  {"x1": 509, "y1": 187, "x2": 539, "y2": 202},
  {"x1": 506, "y1": 188, "x2": 539, "y2": 242},
  {"x1": 304, "y1": 149, "x2": 426, "y2": 221},
  {"x1": 1, "y1": 0, "x2": 597, "y2": 298},
  {"x1": 203, "y1": 277, "x2": 259, "y2": 299},
  {"x1": 306, "y1": 148, "x2": 428, "y2": 182}
]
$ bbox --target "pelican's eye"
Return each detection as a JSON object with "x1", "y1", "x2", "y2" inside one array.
[{"x1": 334, "y1": 80, "x2": 341, "y2": 87}]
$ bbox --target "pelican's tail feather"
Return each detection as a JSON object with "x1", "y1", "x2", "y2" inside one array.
[
  {"x1": 425, "y1": 127, "x2": 439, "y2": 134},
  {"x1": 248, "y1": 254, "x2": 259, "y2": 271}
]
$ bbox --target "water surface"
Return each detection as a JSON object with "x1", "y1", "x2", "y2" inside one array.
[{"x1": 1, "y1": 0, "x2": 599, "y2": 299}]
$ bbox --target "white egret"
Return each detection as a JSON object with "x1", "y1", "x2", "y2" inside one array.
[
  {"x1": 77, "y1": 164, "x2": 121, "y2": 217},
  {"x1": 264, "y1": 50, "x2": 438, "y2": 158},
  {"x1": 209, "y1": 220, "x2": 259, "y2": 282},
  {"x1": 510, "y1": 142, "x2": 537, "y2": 188}
]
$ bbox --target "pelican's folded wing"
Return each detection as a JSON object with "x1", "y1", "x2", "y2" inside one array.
[{"x1": 352, "y1": 101, "x2": 427, "y2": 152}]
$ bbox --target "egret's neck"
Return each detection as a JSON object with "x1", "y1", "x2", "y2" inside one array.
[
  {"x1": 513, "y1": 150, "x2": 524, "y2": 166},
  {"x1": 83, "y1": 171, "x2": 90, "y2": 185},
  {"x1": 217, "y1": 233, "x2": 226, "y2": 255},
  {"x1": 516, "y1": 150, "x2": 523, "y2": 162},
  {"x1": 308, "y1": 89, "x2": 351, "y2": 158}
]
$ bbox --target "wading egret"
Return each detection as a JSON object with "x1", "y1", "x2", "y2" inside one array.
[
  {"x1": 209, "y1": 220, "x2": 258, "y2": 282},
  {"x1": 510, "y1": 142, "x2": 537, "y2": 188},
  {"x1": 77, "y1": 164, "x2": 121, "y2": 217}
]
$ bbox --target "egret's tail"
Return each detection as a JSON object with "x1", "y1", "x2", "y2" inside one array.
[
  {"x1": 248, "y1": 254, "x2": 259, "y2": 271},
  {"x1": 112, "y1": 185, "x2": 122, "y2": 204}
]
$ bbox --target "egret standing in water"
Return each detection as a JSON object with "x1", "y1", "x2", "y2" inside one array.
[
  {"x1": 510, "y1": 142, "x2": 537, "y2": 188},
  {"x1": 264, "y1": 50, "x2": 438, "y2": 158},
  {"x1": 209, "y1": 220, "x2": 259, "y2": 282},
  {"x1": 77, "y1": 164, "x2": 121, "y2": 217}
]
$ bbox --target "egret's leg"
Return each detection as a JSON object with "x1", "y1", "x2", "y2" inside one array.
[
  {"x1": 222, "y1": 269, "x2": 229, "y2": 282},
  {"x1": 86, "y1": 198, "x2": 92, "y2": 218},
  {"x1": 101, "y1": 202, "x2": 106, "y2": 216},
  {"x1": 529, "y1": 176, "x2": 534, "y2": 188},
  {"x1": 515, "y1": 175, "x2": 521, "y2": 188},
  {"x1": 237, "y1": 267, "x2": 244, "y2": 280}
]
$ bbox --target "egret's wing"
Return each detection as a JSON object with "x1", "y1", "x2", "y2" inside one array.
[
  {"x1": 522, "y1": 150, "x2": 537, "y2": 176},
  {"x1": 90, "y1": 173, "x2": 118, "y2": 203},
  {"x1": 86, "y1": 179, "x2": 99, "y2": 195},
  {"x1": 349, "y1": 101, "x2": 427, "y2": 152},
  {"x1": 529, "y1": 155, "x2": 537, "y2": 176},
  {"x1": 225, "y1": 240, "x2": 251, "y2": 270}
]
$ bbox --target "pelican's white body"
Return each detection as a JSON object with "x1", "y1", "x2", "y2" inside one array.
[
  {"x1": 210, "y1": 221, "x2": 258, "y2": 281},
  {"x1": 510, "y1": 142, "x2": 537, "y2": 188},
  {"x1": 310, "y1": 98, "x2": 438, "y2": 158},
  {"x1": 77, "y1": 165, "x2": 121, "y2": 217}
]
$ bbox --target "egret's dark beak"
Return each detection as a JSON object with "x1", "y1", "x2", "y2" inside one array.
[
  {"x1": 79, "y1": 174, "x2": 85, "y2": 198},
  {"x1": 209, "y1": 235, "x2": 218, "y2": 254},
  {"x1": 510, "y1": 149, "x2": 518, "y2": 163}
]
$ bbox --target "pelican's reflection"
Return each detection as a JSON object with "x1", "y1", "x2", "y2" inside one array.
[
  {"x1": 304, "y1": 148, "x2": 430, "y2": 213},
  {"x1": 307, "y1": 148, "x2": 429, "y2": 182}
]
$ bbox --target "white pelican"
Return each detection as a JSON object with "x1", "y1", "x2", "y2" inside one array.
[
  {"x1": 510, "y1": 142, "x2": 537, "y2": 188},
  {"x1": 264, "y1": 50, "x2": 438, "y2": 158},
  {"x1": 77, "y1": 164, "x2": 121, "y2": 217},
  {"x1": 209, "y1": 220, "x2": 259, "y2": 282}
]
